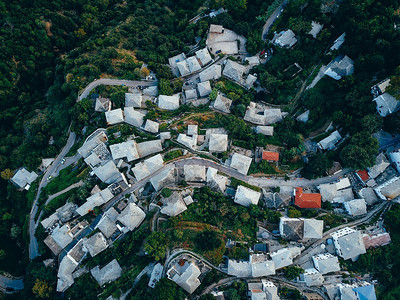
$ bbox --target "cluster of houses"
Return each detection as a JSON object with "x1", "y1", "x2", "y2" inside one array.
[
  {"x1": 24, "y1": 20, "x2": 399, "y2": 298},
  {"x1": 168, "y1": 24, "x2": 261, "y2": 92},
  {"x1": 41, "y1": 189, "x2": 145, "y2": 292}
]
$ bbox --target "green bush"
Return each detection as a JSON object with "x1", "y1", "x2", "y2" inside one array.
[
  {"x1": 161, "y1": 187, "x2": 172, "y2": 198},
  {"x1": 194, "y1": 230, "x2": 221, "y2": 251}
]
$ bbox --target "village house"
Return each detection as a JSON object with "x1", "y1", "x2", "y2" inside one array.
[
  {"x1": 294, "y1": 187, "x2": 321, "y2": 209},
  {"x1": 248, "y1": 279, "x2": 279, "y2": 300},
  {"x1": 312, "y1": 253, "x2": 340, "y2": 274},
  {"x1": 158, "y1": 94, "x2": 180, "y2": 110},
  {"x1": 344, "y1": 198, "x2": 367, "y2": 216},
  {"x1": 318, "y1": 177, "x2": 354, "y2": 203},
  {"x1": 199, "y1": 64, "x2": 222, "y2": 82},
  {"x1": 206, "y1": 167, "x2": 228, "y2": 193},
  {"x1": 324, "y1": 55, "x2": 354, "y2": 80},
  {"x1": 208, "y1": 133, "x2": 228, "y2": 152},
  {"x1": 150, "y1": 167, "x2": 176, "y2": 191},
  {"x1": 262, "y1": 151, "x2": 279, "y2": 162},
  {"x1": 255, "y1": 125, "x2": 274, "y2": 136},
  {"x1": 279, "y1": 217, "x2": 324, "y2": 240},
  {"x1": 317, "y1": 130, "x2": 342, "y2": 151},
  {"x1": 299, "y1": 268, "x2": 324, "y2": 287},
  {"x1": 105, "y1": 108, "x2": 124, "y2": 125},
  {"x1": 273, "y1": 30, "x2": 297, "y2": 48},
  {"x1": 244, "y1": 102, "x2": 286, "y2": 125},
  {"x1": 331, "y1": 227, "x2": 366, "y2": 261},
  {"x1": 161, "y1": 191, "x2": 189, "y2": 217},
  {"x1": 167, "y1": 260, "x2": 202, "y2": 294},
  {"x1": 230, "y1": 153, "x2": 252, "y2": 175},
  {"x1": 131, "y1": 154, "x2": 164, "y2": 181},
  {"x1": 124, "y1": 107, "x2": 145, "y2": 128},
  {"x1": 91, "y1": 259, "x2": 122, "y2": 286},
  {"x1": 94, "y1": 96, "x2": 111, "y2": 112},
  {"x1": 234, "y1": 185, "x2": 261, "y2": 207},
  {"x1": 148, "y1": 263, "x2": 164, "y2": 288},
  {"x1": 213, "y1": 93, "x2": 233, "y2": 113},
  {"x1": 11, "y1": 167, "x2": 38, "y2": 190},
  {"x1": 125, "y1": 91, "x2": 142, "y2": 108},
  {"x1": 144, "y1": 119, "x2": 159, "y2": 133},
  {"x1": 184, "y1": 165, "x2": 206, "y2": 182},
  {"x1": 197, "y1": 80, "x2": 212, "y2": 97},
  {"x1": 374, "y1": 93, "x2": 400, "y2": 117},
  {"x1": 270, "y1": 247, "x2": 302, "y2": 270},
  {"x1": 227, "y1": 254, "x2": 275, "y2": 277}
]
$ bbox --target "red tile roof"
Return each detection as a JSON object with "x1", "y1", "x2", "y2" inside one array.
[
  {"x1": 356, "y1": 170, "x2": 370, "y2": 182},
  {"x1": 362, "y1": 233, "x2": 391, "y2": 249},
  {"x1": 294, "y1": 187, "x2": 321, "y2": 208},
  {"x1": 262, "y1": 151, "x2": 279, "y2": 161}
]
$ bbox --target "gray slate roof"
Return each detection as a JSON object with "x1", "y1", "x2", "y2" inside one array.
[
  {"x1": 374, "y1": 93, "x2": 400, "y2": 117},
  {"x1": 91, "y1": 259, "x2": 122, "y2": 286}
]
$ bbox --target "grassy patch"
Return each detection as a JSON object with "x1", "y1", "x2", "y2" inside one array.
[
  {"x1": 317, "y1": 213, "x2": 345, "y2": 231},
  {"x1": 42, "y1": 160, "x2": 88, "y2": 196},
  {"x1": 230, "y1": 177, "x2": 261, "y2": 192},
  {"x1": 164, "y1": 149, "x2": 183, "y2": 162}
]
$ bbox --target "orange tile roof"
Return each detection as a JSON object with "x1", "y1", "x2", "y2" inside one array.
[
  {"x1": 356, "y1": 170, "x2": 369, "y2": 182},
  {"x1": 262, "y1": 151, "x2": 279, "y2": 161},
  {"x1": 295, "y1": 187, "x2": 321, "y2": 208}
]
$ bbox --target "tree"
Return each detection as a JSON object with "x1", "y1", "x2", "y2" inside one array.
[
  {"x1": 0, "y1": 249, "x2": 6, "y2": 261},
  {"x1": 158, "y1": 79, "x2": 173, "y2": 95},
  {"x1": 10, "y1": 224, "x2": 21, "y2": 239},
  {"x1": 283, "y1": 266, "x2": 304, "y2": 280},
  {"x1": 32, "y1": 279, "x2": 53, "y2": 298},
  {"x1": 359, "y1": 114, "x2": 382, "y2": 134},
  {"x1": 140, "y1": 67, "x2": 150, "y2": 78},
  {"x1": 226, "y1": 0, "x2": 247, "y2": 17},
  {"x1": 246, "y1": 31, "x2": 265, "y2": 55},
  {"x1": 340, "y1": 131, "x2": 378, "y2": 169},
  {"x1": 301, "y1": 153, "x2": 331, "y2": 179},
  {"x1": 287, "y1": 207, "x2": 301, "y2": 218},
  {"x1": 144, "y1": 232, "x2": 168, "y2": 260},
  {"x1": 200, "y1": 294, "x2": 217, "y2": 300},
  {"x1": 161, "y1": 187, "x2": 172, "y2": 198},
  {"x1": 1, "y1": 168, "x2": 13, "y2": 180},
  {"x1": 332, "y1": 111, "x2": 353, "y2": 130},
  {"x1": 194, "y1": 230, "x2": 221, "y2": 251},
  {"x1": 153, "y1": 278, "x2": 185, "y2": 300}
]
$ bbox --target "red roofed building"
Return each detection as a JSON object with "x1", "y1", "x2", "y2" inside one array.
[
  {"x1": 262, "y1": 151, "x2": 279, "y2": 162},
  {"x1": 362, "y1": 232, "x2": 391, "y2": 249},
  {"x1": 356, "y1": 170, "x2": 370, "y2": 182},
  {"x1": 294, "y1": 187, "x2": 321, "y2": 208}
]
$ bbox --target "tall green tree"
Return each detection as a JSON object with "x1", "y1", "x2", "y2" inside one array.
[
  {"x1": 340, "y1": 131, "x2": 378, "y2": 169},
  {"x1": 144, "y1": 232, "x2": 168, "y2": 260}
]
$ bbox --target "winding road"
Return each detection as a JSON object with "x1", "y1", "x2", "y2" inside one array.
[
  {"x1": 78, "y1": 78, "x2": 157, "y2": 101},
  {"x1": 262, "y1": 0, "x2": 288, "y2": 40},
  {"x1": 29, "y1": 130, "x2": 76, "y2": 260}
]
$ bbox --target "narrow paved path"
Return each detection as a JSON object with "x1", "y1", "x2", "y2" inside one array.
[
  {"x1": 78, "y1": 79, "x2": 157, "y2": 101},
  {"x1": 34, "y1": 180, "x2": 84, "y2": 229}
]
